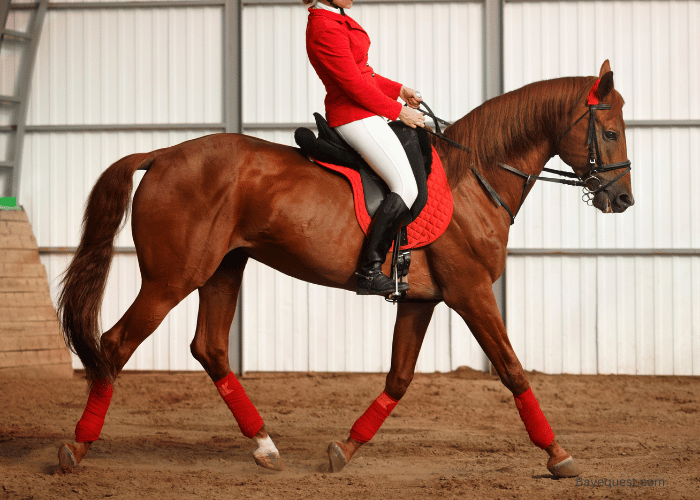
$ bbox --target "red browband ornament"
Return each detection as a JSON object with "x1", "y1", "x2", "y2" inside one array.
[{"x1": 587, "y1": 78, "x2": 601, "y2": 106}]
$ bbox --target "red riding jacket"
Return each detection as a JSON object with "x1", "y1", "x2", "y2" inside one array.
[{"x1": 306, "y1": 7, "x2": 403, "y2": 127}]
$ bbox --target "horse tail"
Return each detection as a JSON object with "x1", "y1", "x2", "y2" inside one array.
[{"x1": 58, "y1": 153, "x2": 155, "y2": 387}]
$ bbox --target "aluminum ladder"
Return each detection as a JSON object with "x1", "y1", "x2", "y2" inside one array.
[{"x1": 0, "y1": 0, "x2": 48, "y2": 199}]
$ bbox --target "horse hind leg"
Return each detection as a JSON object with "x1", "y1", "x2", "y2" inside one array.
[
  {"x1": 58, "y1": 280, "x2": 193, "y2": 471},
  {"x1": 189, "y1": 250, "x2": 283, "y2": 471}
]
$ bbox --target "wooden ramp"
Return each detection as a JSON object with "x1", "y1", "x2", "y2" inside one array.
[{"x1": 1, "y1": 208, "x2": 73, "y2": 377}]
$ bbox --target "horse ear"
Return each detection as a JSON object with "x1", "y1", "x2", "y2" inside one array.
[
  {"x1": 598, "y1": 70, "x2": 614, "y2": 100},
  {"x1": 599, "y1": 59, "x2": 612, "y2": 78}
]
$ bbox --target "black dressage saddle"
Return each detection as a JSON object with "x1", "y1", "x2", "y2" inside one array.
[{"x1": 294, "y1": 113, "x2": 433, "y2": 225}]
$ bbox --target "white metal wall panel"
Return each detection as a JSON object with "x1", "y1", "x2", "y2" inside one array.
[
  {"x1": 507, "y1": 255, "x2": 699, "y2": 376},
  {"x1": 26, "y1": 6, "x2": 223, "y2": 127},
  {"x1": 507, "y1": 256, "x2": 599, "y2": 374},
  {"x1": 10, "y1": 2, "x2": 225, "y2": 371},
  {"x1": 241, "y1": 2, "x2": 486, "y2": 373},
  {"x1": 504, "y1": 1, "x2": 700, "y2": 375}
]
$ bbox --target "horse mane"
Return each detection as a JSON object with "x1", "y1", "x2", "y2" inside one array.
[{"x1": 439, "y1": 76, "x2": 597, "y2": 186}]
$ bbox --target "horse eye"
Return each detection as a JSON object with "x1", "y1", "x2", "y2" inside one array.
[{"x1": 604, "y1": 131, "x2": 618, "y2": 141}]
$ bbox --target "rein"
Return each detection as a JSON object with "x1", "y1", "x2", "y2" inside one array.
[{"x1": 417, "y1": 92, "x2": 632, "y2": 225}]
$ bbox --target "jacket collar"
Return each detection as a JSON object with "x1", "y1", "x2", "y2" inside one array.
[
  {"x1": 308, "y1": 6, "x2": 363, "y2": 30},
  {"x1": 313, "y1": 2, "x2": 342, "y2": 14}
]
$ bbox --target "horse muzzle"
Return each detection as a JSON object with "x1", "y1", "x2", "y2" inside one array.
[{"x1": 592, "y1": 188, "x2": 635, "y2": 213}]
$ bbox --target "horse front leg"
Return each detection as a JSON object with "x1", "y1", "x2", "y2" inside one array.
[
  {"x1": 444, "y1": 275, "x2": 580, "y2": 478},
  {"x1": 328, "y1": 301, "x2": 436, "y2": 472}
]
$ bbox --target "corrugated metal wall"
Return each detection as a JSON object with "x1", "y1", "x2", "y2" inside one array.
[
  {"x1": 240, "y1": 2, "x2": 488, "y2": 373},
  {"x1": 8, "y1": 2, "x2": 224, "y2": 370},
  {"x1": 504, "y1": 0, "x2": 700, "y2": 375},
  {"x1": 5, "y1": 0, "x2": 697, "y2": 375}
]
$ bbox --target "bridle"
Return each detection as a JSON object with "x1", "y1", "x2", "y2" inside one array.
[
  {"x1": 418, "y1": 81, "x2": 632, "y2": 225},
  {"x1": 554, "y1": 97, "x2": 632, "y2": 201}
]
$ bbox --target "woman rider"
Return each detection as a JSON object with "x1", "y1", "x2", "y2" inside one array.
[{"x1": 305, "y1": 0, "x2": 426, "y2": 296}]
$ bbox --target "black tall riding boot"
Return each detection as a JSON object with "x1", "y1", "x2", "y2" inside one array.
[{"x1": 356, "y1": 192, "x2": 411, "y2": 296}]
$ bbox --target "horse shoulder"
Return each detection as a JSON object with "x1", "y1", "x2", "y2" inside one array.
[{"x1": 436, "y1": 178, "x2": 510, "y2": 285}]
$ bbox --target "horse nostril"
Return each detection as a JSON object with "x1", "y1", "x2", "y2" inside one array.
[{"x1": 617, "y1": 193, "x2": 634, "y2": 208}]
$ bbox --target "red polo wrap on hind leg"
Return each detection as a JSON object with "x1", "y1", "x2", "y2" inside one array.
[
  {"x1": 514, "y1": 387, "x2": 555, "y2": 449},
  {"x1": 75, "y1": 380, "x2": 113, "y2": 443},
  {"x1": 215, "y1": 372, "x2": 264, "y2": 439},
  {"x1": 349, "y1": 391, "x2": 399, "y2": 443}
]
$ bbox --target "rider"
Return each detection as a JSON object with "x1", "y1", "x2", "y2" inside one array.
[{"x1": 305, "y1": 0, "x2": 426, "y2": 296}]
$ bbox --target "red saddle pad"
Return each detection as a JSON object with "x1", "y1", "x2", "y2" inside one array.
[{"x1": 312, "y1": 146, "x2": 453, "y2": 250}]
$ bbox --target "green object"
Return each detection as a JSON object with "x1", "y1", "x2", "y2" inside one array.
[{"x1": 0, "y1": 197, "x2": 18, "y2": 208}]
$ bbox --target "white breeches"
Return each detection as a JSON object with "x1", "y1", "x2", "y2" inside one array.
[{"x1": 334, "y1": 115, "x2": 419, "y2": 208}]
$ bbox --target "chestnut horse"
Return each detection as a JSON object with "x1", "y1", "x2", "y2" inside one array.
[{"x1": 57, "y1": 61, "x2": 633, "y2": 477}]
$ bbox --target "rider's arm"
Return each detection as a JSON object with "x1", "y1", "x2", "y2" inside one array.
[
  {"x1": 308, "y1": 27, "x2": 403, "y2": 120},
  {"x1": 373, "y1": 73, "x2": 403, "y2": 101}
]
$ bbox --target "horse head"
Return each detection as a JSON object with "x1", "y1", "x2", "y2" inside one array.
[{"x1": 557, "y1": 60, "x2": 634, "y2": 213}]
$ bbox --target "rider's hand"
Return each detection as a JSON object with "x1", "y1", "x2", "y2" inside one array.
[
  {"x1": 399, "y1": 86, "x2": 423, "y2": 109},
  {"x1": 398, "y1": 107, "x2": 425, "y2": 129}
]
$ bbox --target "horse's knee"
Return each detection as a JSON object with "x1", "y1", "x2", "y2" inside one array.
[
  {"x1": 497, "y1": 359, "x2": 528, "y2": 395},
  {"x1": 190, "y1": 337, "x2": 229, "y2": 378},
  {"x1": 189, "y1": 338, "x2": 210, "y2": 366},
  {"x1": 385, "y1": 371, "x2": 414, "y2": 400}
]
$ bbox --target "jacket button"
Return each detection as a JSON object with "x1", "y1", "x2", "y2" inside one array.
[
  {"x1": 366, "y1": 62, "x2": 369, "y2": 66},
  {"x1": 371, "y1": 73, "x2": 375, "y2": 77}
]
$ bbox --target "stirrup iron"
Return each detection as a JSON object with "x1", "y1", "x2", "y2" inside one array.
[{"x1": 385, "y1": 230, "x2": 411, "y2": 303}]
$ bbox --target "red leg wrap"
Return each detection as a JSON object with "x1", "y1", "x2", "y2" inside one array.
[
  {"x1": 514, "y1": 387, "x2": 555, "y2": 449},
  {"x1": 215, "y1": 372, "x2": 264, "y2": 439},
  {"x1": 349, "y1": 391, "x2": 399, "y2": 444},
  {"x1": 75, "y1": 380, "x2": 113, "y2": 443}
]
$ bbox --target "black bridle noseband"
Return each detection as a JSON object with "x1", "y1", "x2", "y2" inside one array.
[{"x1": 418, "y1": 94, "x2": 632, "y2": 225}]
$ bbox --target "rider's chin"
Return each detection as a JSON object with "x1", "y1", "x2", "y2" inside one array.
[{"x1": 592, "y1": 191, "x2": 613, "y2": 213}]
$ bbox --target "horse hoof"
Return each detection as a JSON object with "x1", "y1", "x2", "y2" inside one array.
[
  {"x1": 327, "y1": 442, "x2": 348, "y2": 473},
  {"x1": 548, "y1": 456, "x2": 580, "y2": 478},
  {"x1": 58, "y1": 444, "x2": 77, "y2": 472},
  {"x1": 253, "y1": 449, "x2": 284, "y2": 471}
]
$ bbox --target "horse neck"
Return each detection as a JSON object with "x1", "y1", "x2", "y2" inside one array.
[{"x1": 442, "y1": 77, "x2": 587, "y2": 218}]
